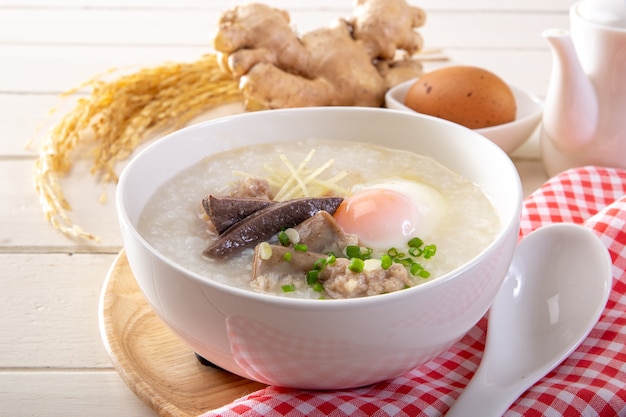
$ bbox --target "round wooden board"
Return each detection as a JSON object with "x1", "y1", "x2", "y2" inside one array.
[{"x1": 98, "y1": 250, "x2": 267, "y2": 417}]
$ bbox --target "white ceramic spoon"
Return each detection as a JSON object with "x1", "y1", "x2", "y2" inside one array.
[{"x1": 445, "y1": 223, "x2": 612, "y2": 417}]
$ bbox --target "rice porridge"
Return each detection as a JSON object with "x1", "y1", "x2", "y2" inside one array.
[{"x1": 138, "y1": 139, "x2": 500, "y2": 298}]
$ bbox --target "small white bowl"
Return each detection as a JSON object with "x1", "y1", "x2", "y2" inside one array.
[{"x1": 385, "y1": 78, "x2": 544, "y2": 154}]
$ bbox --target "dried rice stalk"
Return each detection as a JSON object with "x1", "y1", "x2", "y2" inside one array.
[{"x1": 32, "y1": 53, "x2": 242, "y2": 241}]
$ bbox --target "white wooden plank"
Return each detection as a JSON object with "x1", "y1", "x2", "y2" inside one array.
[
  {"x1": 420, "y1": 12, "x2": 569, "y2": 49},
  {"x1": 0, "y1": 159, "x2": 124, "y2": 250},
  {"x1": 0, "y1": 94, "x2": 66, "y2": 156},
  {"x1": 0, "y1": 43, "x2": 553, "y2": 95},
  {"x1": 0, "y1": 94, "x2": 244, "y2": 157},
  {"x1": 0, "y1": 101, "x2": 244, "y2": 249},
  {"x1": 0, "y1": 253, "x2": 118, "y2": 368},
  {"x1": 0, "y1": 0, "x2": 578, "y2": 12},
  {"x1": 0, "y1": 8, "x2": 241, "y2": 46},
  {"x1": 0, "y1": 45, "x2": 209, "y2": 93},
  {"x1": 419, "y1": 0, "x2": 575, "y2": 12},
  {"x1": 0, "y1": 371, "x2": 154, "y2": 417},
  {"x1": 0, "y1": 8, "x2": 568, "y2": 48}
]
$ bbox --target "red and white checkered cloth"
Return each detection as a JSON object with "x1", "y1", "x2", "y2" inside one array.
[{"x1": 201, "y1": 166, "x2": 626, "y2": 417}]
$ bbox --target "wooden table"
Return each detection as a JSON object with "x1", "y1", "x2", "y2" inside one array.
[{"x1": 0, "y1": 0, "x2": 571, "y2": 415}]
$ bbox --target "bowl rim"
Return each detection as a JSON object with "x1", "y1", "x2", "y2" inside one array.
[{"x1": 117, "y1": 106, "x2": 523, "y2": 309}]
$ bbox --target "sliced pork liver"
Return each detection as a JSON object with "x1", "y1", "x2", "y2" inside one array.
[
  {"x1": 202, "y1": 195, "x2": 275, "y2": 234},
  {"x1": 295, "y1": 211, "x2": 357, "y2": 255},
  {"x1": 203, "y1": 196, "x2": 343, "y2": 259}
]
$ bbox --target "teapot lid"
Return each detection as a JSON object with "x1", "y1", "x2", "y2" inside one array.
[{"x1": 578, "y1": 0, "x2": 626, "y2": 27}]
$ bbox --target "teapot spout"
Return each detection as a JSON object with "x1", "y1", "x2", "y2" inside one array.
[{"x1": 542, "y1": 29, "x2": 598, "y2": 151}]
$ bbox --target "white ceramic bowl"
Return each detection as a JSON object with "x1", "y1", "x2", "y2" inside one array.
[
  {"x1": 385, "y1": 78, "x2": 544, "y2": 154},
  {"x1": 117, "y1": 107, "x2": 522, "y2": 390}
]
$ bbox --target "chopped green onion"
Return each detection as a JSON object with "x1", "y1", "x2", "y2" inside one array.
[
  {"x1": 408, "y1": 237, "x2": 424, "y2": 248},
  {"x1": 346, "y1": 245, "x2": 361, "y2": 258},
  {"x1": 307, "y1": 270, "x2": 319, "y2": 284},
  {"x1": 423, "y1": 244, "x2": 437, "y2": 259},
  {"x1": 278, "y1": 230, "x2": 290, "y2": 246},
  {"x1": 388, "y1": 248, "x2": 406, "y2": 259},
  {"x1": 348, "y1": 258, "x2": 365, "y2": 273},
  {"x1": 410, "y1": 262, "x2": 423, "y2": 276},
  {"x1": 397, "y1": 257, "x2": 413, "y2": 267},
  {"x1": 294, "y1": 243, "x2": 308, "y2": 252},
  {"x1": 381, "y1": 254, "x2": 392, "y2": 269},
  {"x1": 313, "y1": 237, "x2": 436, "y2": 284},
  {"x1": 313, "y1": 258, "x2": 326, "y2": 270},
  {"x1": 281, "y1": 284, "x2": 295, "y2": 292},
  {"x1": 408, "y1": 246, "x2": 423, "y2": 257},
  {"x1": 311, "y1": 282, "x2": 324, "y2": 292},
  {"x1": 346, "y1": 245, "x2": 372, "y2": 260},
  {"x1": 283, "y1": 252, "x2": 292, "y2": 262}
]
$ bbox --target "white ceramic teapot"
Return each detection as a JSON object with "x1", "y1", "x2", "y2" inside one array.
[{"x1": 541, "y1": 0, "x2": 626, "y2": 177}]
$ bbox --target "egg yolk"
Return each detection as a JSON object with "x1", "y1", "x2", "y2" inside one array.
[{"x1": 334, "y1": 188, "x2": 420, "y2": 249}]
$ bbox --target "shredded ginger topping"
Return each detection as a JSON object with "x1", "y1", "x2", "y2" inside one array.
[{"x1": 234, "y1": 149, "x2": 350, "y2": 201}]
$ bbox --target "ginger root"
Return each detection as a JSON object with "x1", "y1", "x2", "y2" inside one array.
[{"x1": 212, "y1": 0, "x2": 426, "y2": 110}]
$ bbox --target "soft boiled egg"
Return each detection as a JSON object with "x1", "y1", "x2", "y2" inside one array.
[{"x1": 333, "y1": 178, "x2": 447, "y2": 251}]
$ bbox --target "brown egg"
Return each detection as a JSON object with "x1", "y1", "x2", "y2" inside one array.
[{"x1": 404, "y1": 66, "x2": 516, "y2": 129}]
